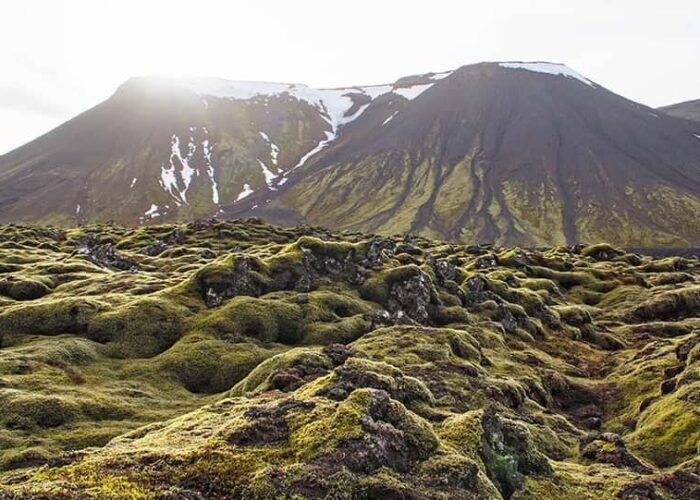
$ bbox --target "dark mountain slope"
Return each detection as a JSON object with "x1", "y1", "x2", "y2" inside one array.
[
  {"x1": 267, "y1": 63, "x2": 700, "y2": 246},
  {"x1": 2, "y1": 62, "x2": 700, "y2": 247},
  {"x1": 659, "y1": 98, "x2": 700, "y2": 122},
  {"x1": 0, "y1": 77, "x2": 364, "y2": 225}
]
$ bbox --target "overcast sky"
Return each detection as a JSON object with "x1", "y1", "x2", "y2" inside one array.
[{"x1": 1, "y1": 0, "x2": 698, "y2": 155}]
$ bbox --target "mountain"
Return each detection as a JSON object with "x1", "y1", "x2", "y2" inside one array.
[
  {"x1": 2, "y1": 62, "x2": 700, "y2": 246},
  {"x1": 659, "y1": 98, "x2": 700, "y2": 122},
  {"x1": 2, "y1": 220, "x2": 700, "y2": 497}
]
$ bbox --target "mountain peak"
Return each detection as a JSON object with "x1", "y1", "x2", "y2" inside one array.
[
  {"x1": 2, "y1": 62, "x2": 700, "y2": 247},
  {"x1": 495, "y1": 61, "x2": 595, "y2": 86}
]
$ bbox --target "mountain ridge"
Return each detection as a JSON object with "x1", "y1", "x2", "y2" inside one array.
[
  {"x1": 659, "y1": 98, "x2": 700, "y2": 122},
  {"x1": 1, "y1": 61, "x2": 700, "y2": 247}
]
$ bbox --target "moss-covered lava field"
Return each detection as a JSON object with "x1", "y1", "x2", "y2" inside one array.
[{"x1": 0, "y1": 219, "x2": 699, "y2": 498}]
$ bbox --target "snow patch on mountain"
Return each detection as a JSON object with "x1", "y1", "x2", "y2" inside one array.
[
  {"x1": 159, "y1": 128, "x2": 219, "y2": 206},
  {"x1": 259, "y1": 132, "x2": 280, "y2": 165},
  {"x1": 144, "y1": 204, "x2": 160, "y2": 218},
  {"x1": 360, "y1": 85, "x2": 393, "y2": 99},
  {"x1": 202, "y1": 138, "x2": 219, "y2": 204},
  {"x1": 180, "y1": 77, "x2": 445, "y2": 171},
  {"x1": 236, "y1": 184, "x2": 254, "y2": 201},
  {"x1": 383, "y1": 111, "x2": 399, "y2": 126},
  {"x1": 393, "y1": 84, "x2": 433, "y2": 100},
  {"x1": 257, "y1": 159, "x2": 279, "y2": 190},
  {"x1": 159, "y1": 135, "x2": 195, "y2": 205},
  {"x1": 498, "y1": 62, "x2": 594, "y2": 87},
  {"x1": 429, "y1": 71, "x2": 453, "y2": 81},
  {"x1": 291, "y1": 131, "x2": 334, "y2": 170}
]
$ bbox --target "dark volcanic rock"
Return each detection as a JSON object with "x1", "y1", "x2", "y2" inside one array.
[{"x1": 580, "y1": 432, "x2": 652, "y2": 474}]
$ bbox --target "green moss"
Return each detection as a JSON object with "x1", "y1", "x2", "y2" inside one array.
[
  {"x1": 438, "y1": 410, "x2": 484, "y2": 460},
  {"x1": 580, "y1": 243, "x2": 624, "y2": 260},
  {"x1": 153, "y1": 334, "x2": 284, "y2": 393},
  {"x1": 230, "y1": 347, "x2": 331, "y2": 396},
  {"x1": 360, "y1": 265, "x2": 432, "y2": 303},
  {"x1": 3, "y1": 221, "x2": 700, "y2": 496},
  {"x1": 284, "y1": 235, "x2": 365, "y2": 262},
  {"x1": 0, "y1": 297, "x2": 109, "y2": 337},
  {"x1": 0, "y1": 278, "x2": 51, "y2": 301},
  {"x1": 303, "y1": 315, "x2": 372, "y2": 345},
  {"x1": 0, "y1": 392, "x2": 79, "y2": 429},
  {"x1": 553, "y1": 305, "x2": 593, "y2": 326},
  {"x1": 196, "y1": 295, "x2": 304, "y2": 344},
  {"x1": 513, "y1": 461, "x2": 636, "y2": 500},
  {"x1": 528, "y1": 266, "x2": 595, "y2": 289},
  {"x1": 628, "y1": 286, "x2": 700, "y2": 322},
  {"x1": 290, "y1": 388, "x2": 438, "y2": 462},
  {"x1": 629, "y1": 388, "x2": 700, "y2": 467},
  {"x1": 87, "y1": 296, "x2": 190, "y2": 357}
]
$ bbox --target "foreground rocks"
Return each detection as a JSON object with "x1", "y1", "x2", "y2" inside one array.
[{"x1": 1, "y1": 220, "x2": 700, "y2": 498}]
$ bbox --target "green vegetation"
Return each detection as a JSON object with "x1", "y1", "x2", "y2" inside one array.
[{"x1": 1, "y1": 220, "x2": 699, "y2": 498}]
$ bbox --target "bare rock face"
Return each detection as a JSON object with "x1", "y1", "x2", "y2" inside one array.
[
  {"x1": 312, "y1": 389, "x2": 438, "y2": 475},
  {"x1": 617, "y1": 469, "x2": 700, "y2": 500},
  {"x1": 479, "y1": 410, "x2": 553, "y2": 498},
  {"x1": 228, "y1": 399, "x2": 316, "y2": 446},
  {"x1": 387, "y1": 271, "x2": 439, "y2": 324},
  {"x1": 580, "y1": 432, "x2": 653, "y2": 474},
  {"x1": 80, "y1": 241, "x2": 138, "y2": 271},
  {"x1": 142, "y1": 241, "x2": 168, "y2": 256},
  {"x1": 202, "y1": 256, "x2": 265, "y2": 307}
]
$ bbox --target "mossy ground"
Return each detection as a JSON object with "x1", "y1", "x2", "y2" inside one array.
[{"x1": 1, "y1": 222, "x2": 699, "y2": 498}]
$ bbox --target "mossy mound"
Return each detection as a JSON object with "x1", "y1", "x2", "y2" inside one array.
[{"x1": 1, "y1": 221, "x2": 700, "y2": 497}]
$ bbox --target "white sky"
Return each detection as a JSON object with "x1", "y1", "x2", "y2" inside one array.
[{"x1": 1, "y1": 0, "x2": 698, "y2": 155}]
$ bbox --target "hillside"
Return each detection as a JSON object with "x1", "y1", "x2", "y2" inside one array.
[
  {"x1": 1, "y1": 62, "x2": 700, "y2": 246},
  {"x1": 1, "y1": 220, "x2": 700, "y2": 498},
  {"x1": 659, "y1": 98, "x2": 700, "y2": 122}
]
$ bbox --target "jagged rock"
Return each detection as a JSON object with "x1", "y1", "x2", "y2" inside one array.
[
  {"x1": 312, "y1": 389, "x2": 438, "y2": 475},
  {"x1": 617, "y1": 469, "x2": 700, "y2": 499},
  {"x1": 475, "y1": 253, "x2": 499, "y2": 269},
  {"x1": 268, "y1": 349, "x2": 347, "y2": 392},
  {"x1": 228, "y1": 399, "x2": 315, "y2": 446},
  {"x1": 363, "y1": 237, "x2": 396, "y2": 268},
  {"x1": 433, "y1": 259, "x2": 457, "y2": 284},
  {"x1": 479, "y1": 409, "x2": 553, "y2": 498},
  {"x1": 321, "y1": 343, "x2": 354, "y2": 366},
  {"x1": 202, "y1": 256, "x2": 265, "y2": 307},
  {"x1": 387, "y1": 271, "x2": 439, "y2": 324},
  {"x1": 143, "y1": 241, "x2": 168, "y2": 256},
  {"x1": 316, "y1": 358, "x2": 434, "y2": 406},
  {"x1": 79, "y1": 242, "x2": 138, "y2": 271},
  {"x1": 462, "y1": 275, "x2": 494, "y2": 306},
  {"x1": 580, "y1": 432, "x2": 653, "y2": 474},
  {"x1": 164, "y1": 229, "x2": 186, "y2": 244},
  {"x1": 364, "y1": 309, "x2": 417, "y2": 329}
]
